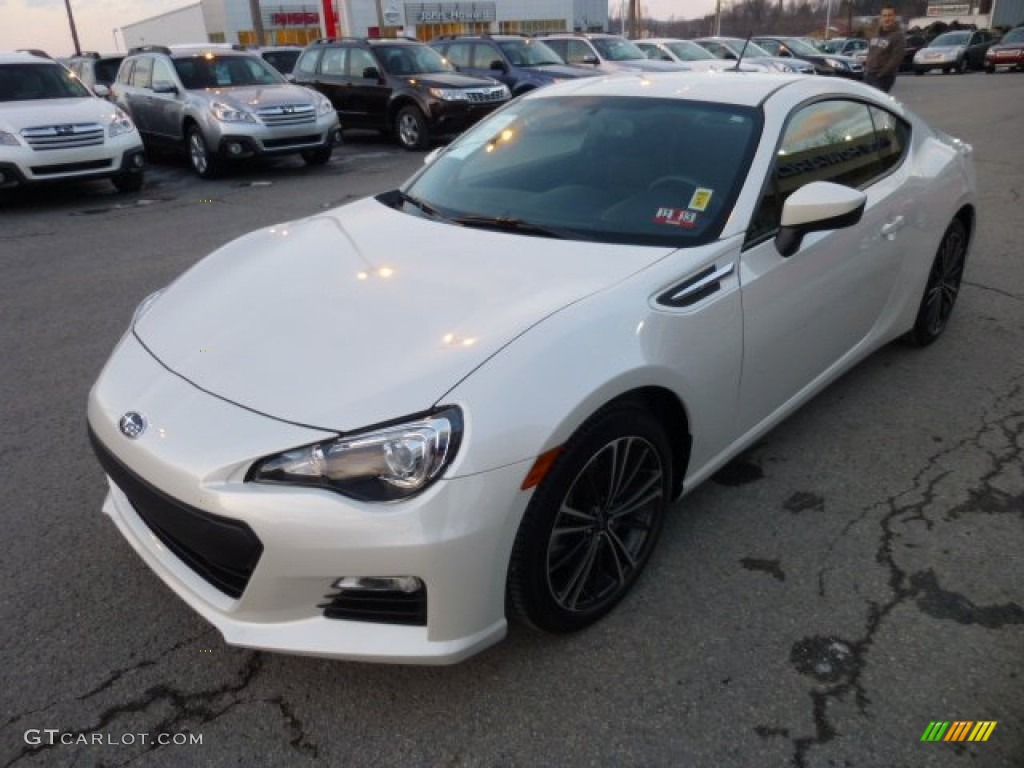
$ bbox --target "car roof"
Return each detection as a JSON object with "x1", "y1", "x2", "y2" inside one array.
[{"x1": 0, "y1": 51, "x2": 56, "y2": 65}]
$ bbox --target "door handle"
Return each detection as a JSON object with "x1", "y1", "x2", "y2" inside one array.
[{"x1": 881, "y1": 216, "x2": 905, "y2": 239}]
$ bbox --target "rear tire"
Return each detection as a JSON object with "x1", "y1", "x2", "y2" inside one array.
[
  {"x1": 904, "y1": 218, "x2": 968, "y2": 347},
  {"x1": 507, "y1": 402, "x2": 672, "y2": 633}
]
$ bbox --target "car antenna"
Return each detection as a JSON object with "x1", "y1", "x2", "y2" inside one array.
[{"x1": 733, "y1": 32, "x2": 753, "y2": 71}]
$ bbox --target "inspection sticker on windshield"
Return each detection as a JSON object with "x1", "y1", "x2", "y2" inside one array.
[
  {"x1": 654, "y1": 208, "x2": 698, "y2": 228},
  {"x1": 688, "y1": 188, "x2": 714, "y2": 212}
]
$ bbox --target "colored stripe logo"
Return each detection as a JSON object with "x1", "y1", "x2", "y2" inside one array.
[{"x1": 921, "y1": 721, "x2": 997, "y2": 742}]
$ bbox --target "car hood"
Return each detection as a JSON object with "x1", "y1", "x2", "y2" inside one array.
[
  {"x1": 918, "y1": 46, "x2": 965, "y2": 55},
  {"x1": 988, "y1": 41, "x2": 1023, "y2": 51},
  {"x1": 528, "y1": 63, "x2": 600, "y2": 79},
  {"x1": 134, "y1": 197, "x2": 672, "y2": 431},
  {"x1": 0, "y1": 97, "x2": 116, "y2": 131},
  {"x1": 613, "y1": 58, "x2": 690, "y2": 72},
  {"x1": 195, "y1": 83, "x2": 318, "y2": 106},
  {"x1": 405, "y1": 72, "x2": 501, "y2": 88}
]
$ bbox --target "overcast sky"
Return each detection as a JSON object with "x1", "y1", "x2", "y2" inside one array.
[{"x1": 1, "y1": 0, "x2": 720, "y2": 58}]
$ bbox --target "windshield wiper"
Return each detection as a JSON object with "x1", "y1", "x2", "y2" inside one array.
[
  {"x1": 394, "y1": 190, "x2": 445, "y2": 219},
  {"x1": 449, "y1": 214, "x2": 571, "y2": 239}
]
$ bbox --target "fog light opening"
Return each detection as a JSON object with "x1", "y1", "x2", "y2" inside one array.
[
  {"x1": 132, "y1": 154, "x2": 145, "y2": 169},
  {"x1": 227, "y1": 142, "x2": 244, "y2": 156},
  {"x1": 332, "y1": 576, "x2": 423, "y2": 593}
]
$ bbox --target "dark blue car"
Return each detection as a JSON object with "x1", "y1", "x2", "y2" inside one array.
[{"x1": 430, "y1": 35, "x2": 598, "y2": 96}]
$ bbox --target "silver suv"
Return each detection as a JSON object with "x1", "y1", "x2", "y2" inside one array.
[
  {"x1": 537, "y1": 33, "x2": 690, "y2": 73},
  {"x1": 111, "y1": 45, "x2": 341, "y2": 178},
  {"x1": 0, "y1": 50, "x2": 145, "y2": 192}
]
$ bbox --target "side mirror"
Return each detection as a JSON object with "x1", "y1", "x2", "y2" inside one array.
[
  {"x1": 582, "y1": 55, "x2": 599, "y2": 65},
  {"x1": 152, "y1": 80, "x2": 177, "y2": 94},
  {"x1": 775, "y1": 181, "x2": 866, "y2": 257},
  {"x1": 93, "y1": 84, "x2": 109, "y2": 98},
  {"x1": 284, "y1": 73, "x2": 296, "y2": 83},
  {"x1": 362, "y1": 66, "x2": 380, "y2": 79},
  {"x1": 490, "y1": 60, "x2": 508, "y2": 72}
]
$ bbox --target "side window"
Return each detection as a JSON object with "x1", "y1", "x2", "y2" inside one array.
[
  {"x1": 348, "y1": 48, "x2": 375, "y2": 78},
  {"x1": 116, "y1": 60, "x2": 134, "y2": 85},
  {"x1": 565, "y1": 40, "x2": 593, "y2": 64},
  {"x1": 759, "y1": 40, "x2": 781, "y2": 54},
  {"x1": 320, "y1": 47, "x2": 346, "y2": 75},
  {"x1": 152, "y1": 58, "x2": 175, "y2": 88},
  {"x1": 869, "y1": 105, "x2": 910, "y2": 176},
  {"x1": 294, "y1": 48, "x2": 321, "y2": 77},
  {"x1": 130, "y1": 57, "x2": 153, "y2": 89},
  {"x1": 474, "y1": 42, "x2": 501, "y2": 69},
  {"x1": 544, "y1": 39, "x2": 567, "y2": 61},
  {"x1": 445, "y1": 43, "x2": 472, "y2": 68},
  {"x1": 749, "y1": 99, "x2": 881, "y2": 243}
]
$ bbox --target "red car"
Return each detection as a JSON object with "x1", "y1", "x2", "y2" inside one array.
[{"x1": 985, "y1": 27, "x2": 1024, "y2": 72}]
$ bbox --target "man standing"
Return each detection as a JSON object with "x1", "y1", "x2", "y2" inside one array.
[{"x1": 864, "y1": 5, "x2": 906, "y2": 93}]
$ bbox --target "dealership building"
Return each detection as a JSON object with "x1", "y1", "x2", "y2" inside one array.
[{"x1": 118, "y1": 0, "x2": 608, "y2": 49}]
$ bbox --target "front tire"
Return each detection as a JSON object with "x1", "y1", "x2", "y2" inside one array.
[
  {"x1": 111, "y1": 171, "x2": 143, "y2": 193},
  {"x1": 507, "y1": 403, "x2": 672, "y2": 633},
  {"x1": 904, "y1": 218, "x2": 968, "y2": 347},
  {"x1": 301, "y1": 146, "x2": 332, "y2": 166},
  {"x1": 394, "y1": 106, "x2": 429, "y2": 151},
  {"x1": 187, "y1": 126, "x2": 221, "y2": 179}
]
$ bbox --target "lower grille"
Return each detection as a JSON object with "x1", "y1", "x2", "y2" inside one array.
[
  {"x1": 262, "y1": 134, "x2": 320, "y2": 149},
  {"x1": 465, "y1": 88, "x2": 506, "y2": 104},
  {"x1": 23, "y1": 123, "x2": 105, "y2": 150},
  {"x1": 88, "y1": 428, "x2": 263, "y2": 599},
  {"x1": 31, "y1": 159, "x2": 112, "y2": 175},
  {"x1": 319, "y1": 588, "x2": 427, "y2": 626}
]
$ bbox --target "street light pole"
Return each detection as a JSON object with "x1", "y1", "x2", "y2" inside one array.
[{"x1": 63, "y1": 0, "x2": 82, "y2": 55}]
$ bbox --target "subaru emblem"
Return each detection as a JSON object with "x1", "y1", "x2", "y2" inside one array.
[{"x1": 119, "y1": 412, "x2": 147, "y2": 439}]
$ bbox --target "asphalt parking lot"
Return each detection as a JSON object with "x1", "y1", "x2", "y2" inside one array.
[{"x1": 1, "y1": 73, "x2": 1022, "y2": 768}]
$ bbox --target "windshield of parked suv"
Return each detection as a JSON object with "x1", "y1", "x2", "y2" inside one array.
[
  {"x1": 703, "y1": 39, "x2": 774, "y2": 59},
  {"x1": 377, "y1": 44, "x2": 455, "y2": 75},
  {"x1": 664, "y1": 41, "x2": 717, "y2": 60},
  {"x1": 930, "y1": 31, "x2": 971, "y2": 46},
  {"x1": 401, "y1": 95, "x2": 760, "y2": 247},
  {"x1": 590, "y1": 37, "x2": 650, "y2": 61},
  {"x1": 0, "y1": 63, "x2": 91, "y2": 101},
  {"x1": 172, "y1": 54, "x2": 284, "y2": 89},
  {"x1": 780, "y1": 37, "x2": 823, "y2": 56},
  {"x1": 497, "y1": 39, "x2": 565, "y2": 66}
]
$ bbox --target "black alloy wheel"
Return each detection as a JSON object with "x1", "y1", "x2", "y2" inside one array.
[
  {"x1": 905, "y1": 217, "x2": 968, "y2": 346},
  {"x1": 507, "y1": 403, "x2": 672, "y2": 633}
]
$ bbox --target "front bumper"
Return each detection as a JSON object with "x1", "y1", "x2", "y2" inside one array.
[
  {"x1": 209, "y1": 114, "x2": 342, "y2": 160},
  {"x1": 87, "y1": 332, "x2": 532, "y2": 664},
  {"x1": 426, "y1": 98, "x2": 508, "y2": 136},
  {"x1": 0, "y1": 134, "x2": 144, "y2": 188}
]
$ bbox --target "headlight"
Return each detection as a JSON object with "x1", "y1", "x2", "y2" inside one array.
[
  {"x1": 108, "y1": 107, "x2": 135, "y2": 137},
  {"x1": 429, "y1": 87, "x2": 469, "y2": 101},
  {"x1": 770, "y1": 61, "x2": 797, "y2": 73},
  {"x1": 824, "y1": 57, "x2": 848, "y2": 70},
  {"x1": 251, "y1": 406, "x2": 463, "y2": 501},
  {"x1": 0, "y1": 130, "x2": 19, "y2": 146},
  {"x1": 211, "y1": 101, "x2": 256, "y2": 123},
  {"x1": 315, "y1": 94, "x2": 334, "y2": 116}
]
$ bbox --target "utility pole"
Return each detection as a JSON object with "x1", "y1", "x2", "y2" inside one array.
[
  {"x1": 248, "y1": 0, "x2": 266, "y2": 45},
  {"x1": 63, "y1": 0, "x2": 81, "y2": 55},
  {"x1": 627, "y1": 0, "x2": 637, "y2": 38}
]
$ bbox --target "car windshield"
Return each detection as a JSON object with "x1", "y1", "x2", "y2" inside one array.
[
  {"x1": 665, "y1": 41, "x2": 716, "y2": 60},
  {"x1": 262, "y1": 50, "x2": 300, "y2": 74},
  {"x1": 591, "y1": 37, "x2": 649, "y2": 61},
  {"x1": 173, "y1": 55, "x2": 284, "y2": 88},
  {"x1": 701, "y1": 39, "x2": 774, "y2": 59},
  {"x1": 931, "y1": 32, "x2": 971, "y2": 46},
  {"x1": 94, "y1": 58, "x2": 124, "y2": 84},
  {"x1": 1001, "y1": 28, "x2": 1024, "y2": 43},
  {"x1": 401, "y1": 95, "x2": 760, "y2": 247},
  {"x1": 498, "y1": 40, "x2": 564, "y2": 66},
  {"x1": 377, "y1": 44, "x2": 454, "y2": 75},
  {"x1": 0, "y1": 63, "x2": 91, "y2": 101},
  {"x1": 781, "y1": 37, "x2": 823, "y2": 56}
]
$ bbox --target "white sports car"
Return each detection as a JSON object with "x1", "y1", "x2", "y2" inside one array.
[{"x1": 88, "y1": 73, "x2": 976, "y2": 664}]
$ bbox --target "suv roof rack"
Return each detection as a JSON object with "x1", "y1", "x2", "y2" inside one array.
[{"x1": 16, "y1": 48, "x2": 52, "y2": 58}]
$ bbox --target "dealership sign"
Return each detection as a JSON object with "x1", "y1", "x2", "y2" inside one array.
[{"x1": 407, "y1": 2, "x2": 497, "y2": 23}]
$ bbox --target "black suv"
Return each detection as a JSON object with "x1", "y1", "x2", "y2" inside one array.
[
  {"x1": 429, "y1": 35, "x2": 597, "y2": 96},
  {"x1": 64, "y1": 52, "x2": 125, "y2": 96},
  {"x1": 292, "y1": 38, "x2": 510, "y2": 150}
]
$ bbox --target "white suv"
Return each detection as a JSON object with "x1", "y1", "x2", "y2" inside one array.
[{"x1": 0, "y1": 51, "x2": 145, "y2": 192}]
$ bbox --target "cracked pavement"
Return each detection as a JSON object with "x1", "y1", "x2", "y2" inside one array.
[{"x1": 1, "y1": 78, "x2": 1022, "y2": 767}]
